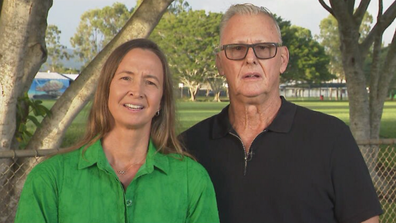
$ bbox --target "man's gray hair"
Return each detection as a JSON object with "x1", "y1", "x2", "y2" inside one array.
[{"x1": 219, "y1": 3, "x2": 282, "y2": 43}]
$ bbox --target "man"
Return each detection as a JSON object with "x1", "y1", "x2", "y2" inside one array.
[{"x1": 179, "y1": 3, "x2": 382, "y2": 223}]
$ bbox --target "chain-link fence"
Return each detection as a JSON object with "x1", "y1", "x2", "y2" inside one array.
[
  {"x1": 359, "y1": 139, "x2": 396, "y2": 222},
  {"x1": 1, "y1": 140, "x2": 395, "y2": 222}
]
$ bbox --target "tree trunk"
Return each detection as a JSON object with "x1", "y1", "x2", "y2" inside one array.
[
  {"x1": 327, "y1": 0, "x2": 396, "y2": 197},
  {"x1": 189, "y1": 87, "x2": 197, "y2": 101},
  {"x1": 213, "y1": 92, "x2": 221, "y2": 102},
  {"x1": 0, "y1": 0, "x2": 51, "y2": 221},
  {"x1": 0, "y1": 0, "x2": 50, "y2": 153},
  {"x1": 27, "y1": 0, "x2": 174, "y2": 151}
]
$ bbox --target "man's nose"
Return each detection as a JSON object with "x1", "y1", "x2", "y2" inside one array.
[{"x1": 245, "y1": 47, "x2": 257, "y2": 64}]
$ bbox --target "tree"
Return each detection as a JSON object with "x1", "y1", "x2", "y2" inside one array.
[
  {"x1": 206, "y1": 74, "x2": 226, "y2": 102},
  {"x1": 281, "y1": 25, "x2": 334, "y2": 84},
  {"x1": 150, "y1": 9, "x2": 222, "y2": 101},
  {"x1": 70, "y1": 2, "x2": 132, "y2": 66},
  {"x1": 272, "y1": 16, "x2": 334, "y2": 86},
  {"x1": 319, "y1": 0, "x2": 396, "y2": 195},
  {"x1": 319, "y1": 12, "x2": 373, "y2": 80},
  {"x1": 319, "y1": 0, "x2": 396, "y2": 137},
  {"x1": 0, "y1": 0, "x2": 175, "y2": 221},
  {"x1": 44, "y1": 24, "x2": 70, "y2": 72}
]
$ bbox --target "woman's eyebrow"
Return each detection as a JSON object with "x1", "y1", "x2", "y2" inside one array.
[
  {"x1": 115, "y1": 70, "x2": 134, "y2": 75},
  {"x1": 144, "y1": 74, "x2": 160, "y2": 82}
]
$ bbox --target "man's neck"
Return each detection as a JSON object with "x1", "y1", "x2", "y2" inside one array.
[
  {"x1": 228, "y1": 96, "x2": 282, "y2": 151},
  {"x1": 229, "y1": 96, "x2": 281, "y2": 128}
]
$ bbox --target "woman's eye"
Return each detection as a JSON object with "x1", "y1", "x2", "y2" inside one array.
[
  {"x1": 147, "y1": 81, "x2": 157, "y2": 86},
  {"x1": 121, "y1": 76, "x2": 130, "y2": 81}
]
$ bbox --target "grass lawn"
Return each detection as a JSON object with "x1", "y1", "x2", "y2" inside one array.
[{"x1": 36, "y1": 98, "x2": 396, "y2": 147}]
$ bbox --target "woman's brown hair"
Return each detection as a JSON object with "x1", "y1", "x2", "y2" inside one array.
[{"x1": 68, "y1": 38, "x2": 188, "y2": 157}]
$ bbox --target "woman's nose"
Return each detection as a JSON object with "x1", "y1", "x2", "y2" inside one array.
[{"x1": 128, "y1": 81, "x2": 144, "y2": 98}]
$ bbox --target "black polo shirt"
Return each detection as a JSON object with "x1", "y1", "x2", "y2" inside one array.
[{"x1": 179, "y1": 97, "x2": 382, "y2": 223}]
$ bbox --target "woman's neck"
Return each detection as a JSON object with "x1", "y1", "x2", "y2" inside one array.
[{"x1": 102, "y1": 127, "x2": 150, "y2": 165}]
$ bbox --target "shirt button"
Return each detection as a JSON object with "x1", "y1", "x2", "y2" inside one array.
[{"x1": 126, "y1": 199, "x2": 132, "y2": 206}]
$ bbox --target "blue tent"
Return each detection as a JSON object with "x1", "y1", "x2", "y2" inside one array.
[{"x1": 28, "y1": 72, "x2": 77, "y2": 99}]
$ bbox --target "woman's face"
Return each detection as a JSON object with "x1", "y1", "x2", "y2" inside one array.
[{"x1": 108, "y1": 48, "x2": 164, "y2": 131}]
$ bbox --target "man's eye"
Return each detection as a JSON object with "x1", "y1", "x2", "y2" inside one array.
[
  {"x1": 256, "y1": 45, "x2": 268, "y2": 50},
  {"x1": 234, "y1": 46, "x2": 244, "y2": 51}
]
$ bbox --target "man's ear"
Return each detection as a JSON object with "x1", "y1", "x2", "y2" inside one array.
[
  {"x1": 279, "y1": 46, "x2": 289, "y2": 74},
  {"x1": 216, "y1": 53, "x2": 225, "y2": 76}
]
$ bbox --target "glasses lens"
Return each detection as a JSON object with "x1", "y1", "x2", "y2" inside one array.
[
  {"x1": 225, "y1": 45, "x2": 248, "y2": 60},
  {"x1": 254, "y1": 43, "x2": 276, "y2": 59}
]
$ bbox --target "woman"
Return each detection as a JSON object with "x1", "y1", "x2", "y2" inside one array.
[{"x1": 15, "y1": 39, "x2": 219, "y2": 223}]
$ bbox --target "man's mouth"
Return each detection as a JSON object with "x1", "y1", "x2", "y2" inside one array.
[{"x1": 243, "y1": 73, "x2": 261, "y2": 78}]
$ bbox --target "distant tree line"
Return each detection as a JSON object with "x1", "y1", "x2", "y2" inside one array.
[{"x1": 46, "y1": 0, "x2": 349, "y2": 102}]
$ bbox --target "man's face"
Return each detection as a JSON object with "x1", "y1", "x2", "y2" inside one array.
[{"x1": 216, "y1": 14, "x2": 289, "y2": 102}]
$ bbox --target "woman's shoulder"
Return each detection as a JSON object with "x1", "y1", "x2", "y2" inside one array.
[
  {"x1": 165, "y1": 154, "x2": 210, "y2": 178},
  {"x1": 30, "y1": 148, "x2": 81, "y2": 176}
]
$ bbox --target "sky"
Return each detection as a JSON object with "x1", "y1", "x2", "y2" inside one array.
[{"x1": 48, "y1": 0, "x2": 395, "y2": 49}]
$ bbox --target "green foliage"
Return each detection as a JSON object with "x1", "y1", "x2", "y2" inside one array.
[
  {"x1": 318, "y1": 13, "x2": 373, "y2": 80},
  {"x1": 70, "y1": 2, "x2": 132, "y2": 66},
  {"x1": 150, "y1": 9, "x2": 222, "y2": 100},
  {"x1": 277, "y1": 16, "x2": 334, "y2": 84},
  {"x1": 44, "y1": 25, "x2": 71, "y2": 72},
  {"x1": 318, "y1": 15, "x2": 344, "y2": 79},
  {"x1": 168, "y1": 0, "x2": 191, "y2": 14},
  {"x1": 15, "y1": 93, "x2": 51, "y2": 149}
]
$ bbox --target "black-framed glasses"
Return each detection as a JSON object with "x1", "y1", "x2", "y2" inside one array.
[{"x1": 220, "y1": 42, "x2": 281, "y2": 60}]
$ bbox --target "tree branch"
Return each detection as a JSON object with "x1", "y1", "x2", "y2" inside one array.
[
  {"x1": 328, "y1": 0, "x2": 352, "y2": 23},
  {"x1": 347, "y1": 0, "x2": 356, "y2": 15},
  {"x1": 354, "y1": 0, "x2": 370, "y2": 25},
  {"x1": 361, "y1": 1, "x2": 396, "y2": 53},
  {"x1": 382, "y1": 29, "x2": 396, "y2": 76},
  {"x1": 319, "y1": 0, "x2": 334, "y2": 16}
]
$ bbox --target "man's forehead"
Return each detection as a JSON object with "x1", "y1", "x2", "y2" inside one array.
[{"x1": 220, "y1": 14, "x2": 279, "y2": 43}]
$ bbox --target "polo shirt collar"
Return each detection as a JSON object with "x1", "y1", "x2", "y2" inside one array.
[
  {"x1": 78, "y1": 139, "x2": 170, "y2": 175},
  {"x1": 212, "y1": 96, "x2": 296, "y2": 139},
  {"x1": 267, "y1": 96, "x2": 296, "y2": 133}
]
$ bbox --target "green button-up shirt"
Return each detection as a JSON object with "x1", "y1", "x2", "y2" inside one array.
[{"x1": 15, "y1": 140, "x2": 219, "y2": 223}]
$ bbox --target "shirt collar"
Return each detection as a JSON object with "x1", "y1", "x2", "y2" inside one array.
[
  {"x1": 78, "y1": 139, "x2": 170, "y2": 175},
  {"x1": 212, "y1": 96, "x2": 297, "y2": 139}
]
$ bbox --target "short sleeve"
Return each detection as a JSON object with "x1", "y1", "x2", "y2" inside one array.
[
  {"x1": 14, "y1": 157, "x2": 61, "y2": 223},
  {"x1": 331, "y1": 124, "x2": 383, "y2": 223},
  {"x1": 186, "y1": 159, "x2": 219, "y2": 223}
]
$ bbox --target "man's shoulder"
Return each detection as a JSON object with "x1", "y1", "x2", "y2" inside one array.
[
  {"x1": 178, "y1": 111, "x2": 224, "y2": 155},
  {"x1": 182, "y1": 113, "x2": 219, "y2": 136},
  {"x1": 294, "y1": 103, "x2": 347, "y2": 127}
]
